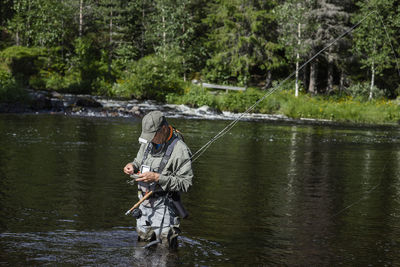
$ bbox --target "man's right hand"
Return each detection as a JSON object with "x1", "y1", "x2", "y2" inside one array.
[{"x1": 123, "y1": 163, "x2": 134, "y2": 175}]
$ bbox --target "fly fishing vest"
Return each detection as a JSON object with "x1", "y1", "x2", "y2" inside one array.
[
  {"x1": 138, "y1": 129, "x2": 183, "y2": 195},
  {"x1": 138, "y1": 128, "x2": 189, "y2": 218}
]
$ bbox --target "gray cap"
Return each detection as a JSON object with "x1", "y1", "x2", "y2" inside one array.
[{"x1": 139, "y1": 111, "x2": 165, "y2": 142}]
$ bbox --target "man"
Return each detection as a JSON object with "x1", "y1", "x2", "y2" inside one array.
[{"x1": 123, "y1": 111, "x2": 193, "y2": 249}]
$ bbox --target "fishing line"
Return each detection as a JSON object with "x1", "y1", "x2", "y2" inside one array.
[
  {"x1": 188, "y1": 10, "x2": 377, "y2": 165},
  {"x1": 329, "y1": 151, "x2": 390, "y2": 219},
  {"x1": 184, "y1": 9, "x2": 400, "y2": 219},
  {"x1": 375, "y1": 10, "x2": 400, "y2": 78},
  {"x1": 328, "y1": 10, "x2": 400, "y2": 219},
  {"x1": 162, "y1": 9, "x2": 396, "y2": 212}
]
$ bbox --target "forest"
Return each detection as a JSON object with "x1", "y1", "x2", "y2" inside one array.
[{"x1": 1, "y1": 0, "x2": 400, "y2": 123}]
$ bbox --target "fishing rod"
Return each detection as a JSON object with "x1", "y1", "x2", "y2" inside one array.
[
  {"x1": 187, "y1": 10, "x2": 378, "y2": 165},
  {"x1": 328, "y1": 10, "x2": 400, "y2": 219},
  {"x1": 129, "y1": 8, "x2": 398, "y2": 221},
  {"x1": 167, "y1": 9, "x2": 399, "y2": 219}
]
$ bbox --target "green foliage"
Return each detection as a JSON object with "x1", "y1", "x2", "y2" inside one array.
[
  {"x1": 166, "y1": 84, "x2": 217, "y2": 107},
  {"x1": 352, "y1": 0, "x2": 397, "y2": 90},
  {"x1": 167, "y1": 87, "x2": 400, "y2": 124},
  {"x1": 0, "y1": 69, "x2": 27, "y2": 102},
  {"x1": 7, "y1": 0, "x2": 71, "y2": 47},
  {"x1": 346, "y1": 82, "x2": 386, "y2": 101},
  {"x1": 274, "y1": 0, "x2": 313, "y2": 62},
  {"x1": 112, "y1": 54, "x2": 183, "y2": 101},
  {"x1": 50, "y1": 37, "x2": 108, "y2": 94},
  {"x1": 0, "y1": 46, "x2": 45, "y2": 86},
  {"x1": 1, "y1": 0, "x2": 400, "y2": 121},
  {"x1": 203, "y1": 0, "x2": 282, "y2": 86}
]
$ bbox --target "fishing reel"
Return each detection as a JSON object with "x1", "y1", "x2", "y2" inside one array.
[{"x1": 129, "y1": 208, "x2": 142, "y2": 219}]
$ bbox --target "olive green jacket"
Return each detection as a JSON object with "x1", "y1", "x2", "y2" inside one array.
[{"x1": 132, "y1": 137, "x2": 193, "y2": 192}]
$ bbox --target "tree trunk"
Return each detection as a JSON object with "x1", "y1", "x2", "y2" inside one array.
[
  {"x1": 262, "y1": 71, "x2": 272, "y2": 90},
  {"x1": 162, "y1": 6, "x2": 166, "y2": 60},
  {"x1": 308, "y1": 60, "x2": 317, "y2": 95},
  {"x1": 369, "y1": 60, "x2": 375, "y2": 100},
  {"x1": 339, "y1": 71, "x2": 345, "y2": 94},
  {"x1": 303, "y1": 64, "x2": 308, "y2": 91},
  {"x1": 79, "y1": 0, "x2": 83, "y2": 37},
  {"x1": 327, "y1": 47, "x2": 334, "y2": 94},
  {"x1": 26, "y1": 0, "x2": 32, "y2": 46},
  {"x1": 109, "y1": 7, "x2": 113, "y2": 45},
  {"x1": 182, "y1": 16, "x2": 186, "y2": 82},
  {"x1": 295, "y1": 22, "x2": 301, "y2": 97},
  {"x1": 141, "y1": 3, "x2": 145, "y2": 57},
  {"x1": 16, "y1": 31, "x2": 20, "y2": 46},
  {"x1": 295, "y1": 55, "x2": 299, "y2": 97},
  {"x1": 108, "y1": 6, "x2": 113, "y2": 76}
]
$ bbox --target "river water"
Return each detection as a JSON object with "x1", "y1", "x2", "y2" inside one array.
[{"x1": 0, "y1": 114, "x2": 399, "y2": 266}]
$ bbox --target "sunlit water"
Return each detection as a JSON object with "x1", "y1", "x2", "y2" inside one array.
[{"x1": 0, "y1": 114, "x2": 400, "y2": 266}]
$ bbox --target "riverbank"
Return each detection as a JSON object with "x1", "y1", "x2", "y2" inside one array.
[
  {"x1": 167, "y1": 87, "x2": 400, "y2": 125},
  {"x1": 1, "y1": 89, "x2": 399, "y2": 127}
]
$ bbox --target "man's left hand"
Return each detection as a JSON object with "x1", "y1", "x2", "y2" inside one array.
[{"x1": 136, "y1": 171, "x2": 160, "y2": 183}]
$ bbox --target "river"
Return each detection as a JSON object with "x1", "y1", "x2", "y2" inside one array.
[{"x1": 0, "y1": 113, "x2": 399, "y2": 266}]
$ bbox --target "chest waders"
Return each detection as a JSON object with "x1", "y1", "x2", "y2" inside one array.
[{"x1": 138, "y1": 134, "x2": 187, "y2": 248}]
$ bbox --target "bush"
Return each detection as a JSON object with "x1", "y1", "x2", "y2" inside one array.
[
  {"x1": 346, "y1": 82, "x2": 386, "y2": 101},
  {"x1": 0, "y1": 46, "x2": 45, "y2": 86},
  {"x1": 166, "y1": 84, "x2": 217, "y2": 107},
  {"x1": 0, "y1": 69, "x2": 27, "y2": 102},
  {"x1": 166, "y1": 84, "x2": 400, "y2": 124},
  {"x1": 113, "y1": 54, "x2": 184, "y2": 101}
]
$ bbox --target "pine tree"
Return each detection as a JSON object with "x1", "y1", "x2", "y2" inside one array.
[
  {"x1": 307, "y1": 0, "x2": 350, "y2": 94},
  {"x1": 204, "y1": 0, "x2": 281, "y2": 86}
]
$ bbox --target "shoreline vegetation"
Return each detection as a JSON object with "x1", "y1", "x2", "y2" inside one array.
[
  {"x1": 1, "y1": 1, "x2": 400, "y2": 126},
  {"x1": 1, "y1": 85, "x2": 399, "y2": 127},
  {"x1": 167, "y1": 86, "x2": 400, "y2": 126}
]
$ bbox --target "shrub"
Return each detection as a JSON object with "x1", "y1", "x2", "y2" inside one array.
[
  {"x1": 166, "y1": 84, "x2": 217, "y2": 107},
  {"x1": 0, "y1": 69, "x2": 27, "y2": 102},
  {"x1": 113, "y1": 54, "x2": 184, "y2": 101},
  {"x1": 0, "y1": 46, "x2": 45, "y2": 86},
  {"x1": 346, "y1": 82, "x2": 386, "y2": 101}
]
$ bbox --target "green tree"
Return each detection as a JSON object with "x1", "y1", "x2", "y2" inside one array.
[
  {"x1": 7, "y1": 0, "x2": 34, "y2": 46},
  {"x1": 0, "y1": 0, "x2": 13, "y2": 49},
  {"x1": 352, "y1": 0, "x2": 396, "y2": 100},
  {"x1": 305, "y1": 0, "x2": 350, "y2": 95},
  {"x1": 204, "y1": 0, "x2": 282, "y2": 87},
  {"x1": 275, "y1": 0, "x2": 314, "y2": 97}
]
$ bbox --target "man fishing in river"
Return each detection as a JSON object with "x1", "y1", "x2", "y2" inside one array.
[{"x1": 123, "y1": 111, "x2": 193, "y2": 249}]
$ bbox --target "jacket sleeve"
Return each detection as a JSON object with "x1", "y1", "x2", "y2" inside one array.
[
  {"x1": 132, "y1": 143, "x2": 146, "y2": 172},
  {"x1": 158, "y1": 141, "x2": 193, "y2": 192}
]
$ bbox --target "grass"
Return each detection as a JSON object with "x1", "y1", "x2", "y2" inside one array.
[{"x1": 166, "y1": 85, "x2": 400, "y2": 125}]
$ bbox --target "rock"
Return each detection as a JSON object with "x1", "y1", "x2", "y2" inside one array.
[
  {"x1": 197, "y1": 105, "x2": 222, "y2": 115},
  {"x1": 0, "y1": 103, "x2": 28, "y2": 113},
  {"x1": 30, "y1": 92, "x2": 52, "y2": 110},
  {"x1": 72, "y1": 106, "x2": 82, "y2": 112},
  {"x1": 129, "y1": 105, "x2": 140, "y2": 112},
  {"x1": 128, "y1": 105, "x2": 142, "y2": 116},
  {"x1": 51, "y1": 91, "x2": 63, "y2": 99},
  {"x1": 76, "y1": 97, "x2": 102, "y2": 108},
  {"x1": 50, "y1": 98, "x2": 64, "y2": 111}
]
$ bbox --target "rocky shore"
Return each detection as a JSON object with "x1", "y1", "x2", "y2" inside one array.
[{"x1": 0, "y1": 89, "x2": 297, "y2": 123}]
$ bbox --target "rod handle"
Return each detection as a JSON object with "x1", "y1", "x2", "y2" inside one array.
[{"x1": 125, "y1": 191, "x2": 153, "y2": 215}]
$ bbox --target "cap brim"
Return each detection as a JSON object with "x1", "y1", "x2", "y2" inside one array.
[{"x1": 140, "y1": 131, "x2": 156, "y2": 142}]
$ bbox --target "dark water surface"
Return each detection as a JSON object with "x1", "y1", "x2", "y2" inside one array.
[{"x1": 0, "y1": 114, "x2": 399, "y2": 266}]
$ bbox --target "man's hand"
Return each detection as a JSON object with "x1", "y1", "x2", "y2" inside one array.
[
  {"x1": 123, "y1": 163, "x2": 134, "y2": 175},
  {"x1": 135, "y1": 171, "x2": 160, "y2": 183}
]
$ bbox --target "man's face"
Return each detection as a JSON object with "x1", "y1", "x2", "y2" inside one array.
[{"x1": 152, "y1": 125, "x2": 168, "y2": 144}]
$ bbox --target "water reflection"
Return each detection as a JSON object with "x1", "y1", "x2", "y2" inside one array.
[
  {"x1": 0, "y1": 114, "x2": 400, "y2": 265},
  {"x1": 0, "y1": 229, "x2": 224, "y2": 266}
]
